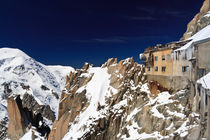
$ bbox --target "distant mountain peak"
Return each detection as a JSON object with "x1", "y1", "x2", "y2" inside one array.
[{"x1": 0, "y1": 47, "x2": 30, "y2": 60}]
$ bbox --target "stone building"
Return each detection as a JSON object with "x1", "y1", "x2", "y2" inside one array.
[
  {"x1": 173, "y1": 27, "x2": 210, "y2": 139},
  {"x1": 174, "y1": 37, "x2": 210, "y2": 105},
  {"x1": 141, "y1": 26, "x2": 210, "y2": 139},
  {"x1": 140, "y1": 40, "x2": 190, "y2": 90},
  {"x1": 196, "y1": 73, "x2": 210, "y2": 139}
]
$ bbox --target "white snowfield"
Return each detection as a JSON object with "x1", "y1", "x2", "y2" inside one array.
[{"x1": 0, "y1": 48, "x2": 74, "y2": 122}]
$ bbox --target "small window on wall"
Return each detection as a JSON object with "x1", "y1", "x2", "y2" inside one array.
[
  {"x1": 162, "y1": 66, "x2": 166, "y2": 72},
  {"x1": 166, "y1": 54, "x2": 171, "y2": 61},
  {"x1": 182, "y1": 66, "x2": 188, "y2": 72},
  {"x1": 198, "y1": 86, "x2": 201, "y2": 97},
  {"x1": 162, "y1": 55, "x2": 165, "y2": 61},
  {"x1": 199, "y1": 69, "x2": 205, "y2": 79},
  {"x1": 155, "y1": 66, "x2": 158, "y2": 71},
  {"x1": 176, "y1": 52, "x2": 179, "y2": 60},
  {"x1": 182, "y1": 53, "x2": 187, "y2": 60},
  {"x1": 155, "y1": 56, "x2": 158, "y2": 61},
  {"x1": 147, "y1": 67, "x2": 150, "y2": 72}
]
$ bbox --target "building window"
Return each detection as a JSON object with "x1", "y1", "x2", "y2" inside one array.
[
  {"x1": 147, "y1": 67, "x2": 150, "y2": 72},
  {"x1": 182, "y1": 53, "x2": 187, "y2": 60},
  {"x1": 155, "y1": 56, "x2": 158, "y2": 61},
  {"x1": 162, "y1": 66, "x2": 166, "y2": 72},
  {"x1": 199, "y1": 69, "x2": 205, "y2": 79},
  {"x1": 175, "y1": 52, "x2": 179, "y2": 60},
  {"x1": 162, "y1": 55, "x2": 165, "y2": 61},
  {"x1": 198, "y1": 86, "x2": 201, "y2": 97},
  {"x1": 182, "y1": 66, "x2": 188, "y2": 72},
  {"x1": 166, "y1": 54, "x2": 171, "y2": 61},
  {"x1": 155, "y1": 66, "x2": 158, "y2": 71}
]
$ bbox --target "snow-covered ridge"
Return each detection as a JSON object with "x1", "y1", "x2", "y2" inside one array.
[
  {"x1": 0, "y1": 47, "x2": 30, "y2": 60},
  {"x1": 0, "y1": 47, "x2": 74, "y2": 121}
]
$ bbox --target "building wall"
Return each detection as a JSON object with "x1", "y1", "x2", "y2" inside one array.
[
  {"x1": 197, "y1": 41, "x2": 210, "y2": 75},
  {"x1": 208, "y1": 94, "x2": 210, "y2": 140},
  {"x1": 147, "y1": 75, "x2": 189, "y2": 90},
  {"x1": 145, "y1": 49, "x2": 173, "y2": 76},
  {"x1": 196, "y1": 84, "x2": 210, "y2": 139},
  {"x1": 190, "y1": 41, "x2": 210, "y2": 101},
  {"x1": 144, "y1": 48, "x2": 190, "y2": 90},
  {"x1": 172, "y1": 56, "x2": 190, "y2": 77}
]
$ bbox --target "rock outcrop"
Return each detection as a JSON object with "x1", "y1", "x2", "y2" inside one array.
[
  {"x1": 181, "y1": 0, "x2": 210, "y2": 40},
  {"x1": 7, "y1": 93, "x2": 54, "y2": 140},
  {"x1": 49, "y1": 63, "x2": 94, "y2": 140},
  {"x1": 7, "y1": 96, "x2": 26, "y2": 140},
  {"x1": 48, "y1": 58, "x2": 200, "y2": 140},
  {"x1": 21, "y1": 93, "x2": 55, "y2": 122}
]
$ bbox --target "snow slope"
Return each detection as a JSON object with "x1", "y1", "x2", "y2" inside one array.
[
  {"x1": 0, "y1": 48, "x2": 74, "y2": 122},
  {"x1": 20, "y1": 128, "x2": 45, "y2": 140},
  {"x1": 63, "y1": 67, "x2": 112, "y2": 139}
]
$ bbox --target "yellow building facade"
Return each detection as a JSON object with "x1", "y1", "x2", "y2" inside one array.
[
  {"x1": 144, "y1": 49, "x2": 173, "y2": 76},
  {"x1": 140, "y1": 40, "x2": 191, "y2": 90}
]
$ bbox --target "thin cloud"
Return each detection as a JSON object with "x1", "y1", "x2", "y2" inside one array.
[
  {"x1": 92, "y1": 38, "x2": 126, "y2": 43},
  {"x1": 136, "y1": 6, "x2": 189, "y2": 18},
  {"x1": 74, "y1": 35, "x2": 172, "y2": 44},
  {"x1": 136, "y1": 7, "x2": 155, "y2": 14},
  {"x1": 165, "y1": 11, "x2": 188, "y2": 18},
  {"x1": 74, "y1": 38, "x2": 126, "y2": 43},
  {"x1": 128, "y1": 16, "x2": 156, "y2": 21},
  {"x1": 116, "y1": 35, "x2": 171, "y2": 41}
]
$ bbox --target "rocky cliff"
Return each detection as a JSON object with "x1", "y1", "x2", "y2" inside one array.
[
  {"x1": 181, "y1": 0, "x2": 210, "y2": 40},
  {"x1": 48, "y1": 58, "x2": 200, "y2": 140}
]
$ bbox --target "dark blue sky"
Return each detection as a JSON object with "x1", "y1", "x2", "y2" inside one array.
[{"x1": 0, "y1": 0, "x2": 203, "y2": 68}]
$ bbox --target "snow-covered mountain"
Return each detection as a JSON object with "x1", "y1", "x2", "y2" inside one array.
[{"x1": 0, "y1": 48, "x2": 74, "y2": 139}]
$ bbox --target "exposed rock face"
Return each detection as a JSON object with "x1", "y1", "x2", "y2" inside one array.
[
  {"x1": 49, "y1": 89, "x2": 89, "y2": 140},
  {"x1": 49, "y1": 63, "x2": 93, "y2": 140},
  {"x1": 21, "y1": 93, "x2": 55, "y2": 122},
  {"x1": 181, "y1": 0, "x2": 210, "y2": 40},
  {"x1": 7, "y1": 94, "x2": 55, "y2": 140},
  {"x1": 7, "y1": 96, "x2": 26, "y2": 140},
  {"x1": 48, "y1": 58, "x2": 199, "y2": 140}
]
